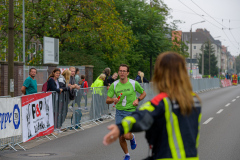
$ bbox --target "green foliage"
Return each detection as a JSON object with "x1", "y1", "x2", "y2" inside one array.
[
  {"x1": 0, "y1": 0, "x2": 183, "y2": 81},
  {"x1": 198, "y1": 41, "x2": 218, "y2": 76},
  {"x1": 236, "y1": 54, "x2": 240, "y2": 74},
  {"x1": 113, "y1": 0, "x2": 173, "y2": 80}
]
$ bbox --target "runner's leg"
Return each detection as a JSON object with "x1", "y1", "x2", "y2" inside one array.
[{"x1": 119, "y1": 135, "x2": 129, "y2": 154}]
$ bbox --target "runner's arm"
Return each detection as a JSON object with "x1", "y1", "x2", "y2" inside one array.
[{"x1": 106, "y1": 96, "x2": 119, "y2": 104}]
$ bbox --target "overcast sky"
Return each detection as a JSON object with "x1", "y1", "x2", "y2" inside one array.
[{"x1": 161, "y1": 0, "x2": 240, "y2": 56}]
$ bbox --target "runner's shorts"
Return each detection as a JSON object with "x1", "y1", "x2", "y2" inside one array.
[{"x1": 115, "y1": 109, "x2": 133, "y2": 124}]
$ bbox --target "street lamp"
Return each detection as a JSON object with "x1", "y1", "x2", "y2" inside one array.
[
  {"x1": 190, "y1": 20, "x2": 205, "y2": 78},
  {"x1": 214, "y1": 36, "x2": 221, "y2": 78}
]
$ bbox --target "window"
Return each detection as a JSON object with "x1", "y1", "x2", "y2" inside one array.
[
  {"x1": 194, "y1": 46, "x2": 196, "y2": 49},
  {"x1": 32, "y1": 43, "x2": 36, "y2": 55},
  {"x1": 38, "y1": 44, "x2": 42, "y2": 51}
]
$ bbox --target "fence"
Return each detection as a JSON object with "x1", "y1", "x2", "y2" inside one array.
[
  {"x1": 191, "y1": 78, "x2": 220, "y2": 93},
  {"x1": 0, "y1": 79, "x2": 220, "y2": 151}
]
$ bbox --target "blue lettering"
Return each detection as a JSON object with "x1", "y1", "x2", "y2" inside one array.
[
  {"x1": 0, "y1": 113, "x2": 4, "y2": 130},
  {"x1": 0, "y1": 104, "x2": 20, "y2": 130}
]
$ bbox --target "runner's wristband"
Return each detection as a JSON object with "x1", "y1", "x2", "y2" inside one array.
[{"x1": 138, "y1": 98, "x2": 141, "y2": 102}]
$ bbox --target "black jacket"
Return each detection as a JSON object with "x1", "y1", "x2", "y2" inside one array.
[
  {"x1": 47, "y1": 78, "x2": 61, "y2": 93},
  {"x1": 107, "y1": 76, "x2": 115, "y2": 85},
  {"x1": 118, "y1": 93, "x2": 201, "y2": 159},
  {"x1": 103, "y1": 73, "x2": 109, "y2": 86},
  {"x1": 136, "y1": 77, "x2": 149, "y2": 83}
]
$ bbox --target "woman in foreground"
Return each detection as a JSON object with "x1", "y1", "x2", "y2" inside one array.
[{"x1": 103, "y1": 52, "x2": 202, "y2": 160}]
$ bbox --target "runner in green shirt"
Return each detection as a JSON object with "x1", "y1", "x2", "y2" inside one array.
[{"x1": 106, "y1": 64, "x2": 146, "y2": 160}]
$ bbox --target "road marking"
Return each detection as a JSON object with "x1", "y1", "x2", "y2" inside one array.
[
  {"x1": 237, "y1": 96, "x2": 240, "y2": 98},
  {"x1": 216, "y1": 109, "x2": 224, "y2": 114},
  {"x1": 225, "y1": 103, "x2": 231, "y2": 107},
  {"x1": 203, "y1": 117, "x2": 214, "y2": 124},
  {"x1": 232, "y1": 99, "x2": 236, "y2": 102}
]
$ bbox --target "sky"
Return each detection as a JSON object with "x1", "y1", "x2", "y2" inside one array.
[{"x1": 161, "y1": 0, "x2": 240, "y2": 56}]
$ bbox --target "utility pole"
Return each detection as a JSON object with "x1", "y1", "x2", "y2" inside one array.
[
  {"x1": 23, "y1": 0, "x2": 26, "y2": 81},
  {"x1": 8, "y1": 0, "x2": 14, "y2": 97},
  {"x1": 202, "y1": 44, "x2": 204, "y2": 76},
  {"x1": 190, "y1": 28, "x2": 192, "y2": 78},
  {"x1": 149, "y1": 0, "x2": 153, "y2": 80}
]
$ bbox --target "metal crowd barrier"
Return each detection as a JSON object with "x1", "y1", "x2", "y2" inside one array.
[
  {"x1": 0, "y1": 79, "x2": 219, "y2": 151},
  {"x1": 191, "y1": 78, "x2": 220, "y2": 93}
]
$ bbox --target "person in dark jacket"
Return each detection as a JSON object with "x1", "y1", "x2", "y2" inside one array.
[
  {"x1": 103, "y1": 52, "x2": 202, "y2": 160},
  {"x1": 47, "y1": 68, "x2": 63, "y2": 135},
  {"x1": 135, "y1": 70, "x2": 141, "y2": 82},
  {"x1": 137, "y1": 72, "x2": 149, "y2": 83},
  {"x1": 47, "y1": 68, "x2": 63, "y2": 94},
  {"x1": 107, "y1": 72, "x2": 118, "y2": 85},
  {"x1": 103, "y1": 67, "x2": 111, "y2": 89}
]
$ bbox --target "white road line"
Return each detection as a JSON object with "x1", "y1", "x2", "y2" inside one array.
[
  {"x1": 225, "y1": 103, "x2": 231, "y2": 107},
  {"x1": 203, "y1": 117, "x2": 214, "y2": 124},
  {"x1": 216, "y1": 109, "x2": 224, "y2": 114},
  {"x1": 237, "y1": 96, "x2": 240, "y2": 98},
  {"x1": 232, "y1": 99, "x2": 236, "y2": 102}
]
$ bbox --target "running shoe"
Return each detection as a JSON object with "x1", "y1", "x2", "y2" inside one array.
[
  {"x1": 130, "y1": 134, "x2": 137, "y2": 150},
  {"x1": 123, "y1": 155, "x2": 131, "y2": 160}
]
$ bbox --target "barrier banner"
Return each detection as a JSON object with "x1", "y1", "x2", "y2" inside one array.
[
  {"x1": 22, "y1": 92, "x2": 54, "y2": 142},
  {"x1": 221, "y1": 79, "x2": 232, "y2": 87},
  {"x1": 0, "y1": 98, "x2": 22, "y2": 139}
]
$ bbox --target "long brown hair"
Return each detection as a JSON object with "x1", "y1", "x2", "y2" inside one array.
[
  {"x1": 48, "y1": 68, "x2": 61, "y2": 80},
  {"x1": 153, "y1": 51, "x2": 200, "y2": 115}
]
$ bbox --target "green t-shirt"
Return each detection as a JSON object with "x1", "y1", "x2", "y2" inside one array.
[
  {"x1": 23, "y1": 76, "x2": 37, "y2": 95},
  {"x1": 107, "y1": 78, "x2": 144, "y2": 112}
]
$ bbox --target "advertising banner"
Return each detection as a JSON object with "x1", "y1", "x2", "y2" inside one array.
[
  {"x1": 22, "y1": 92, "x2": 54, "y2": 142},
  {"x1": 0, "y1": 98, "x2": 22, "y2": 139}
]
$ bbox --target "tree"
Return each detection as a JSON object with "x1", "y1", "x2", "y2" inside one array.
[
  {"x1": 198, "y1": 41, "x2": 218, "y2": 76},
  {"x1": 236, "y1": 54, "x2": 240, "y2": 74},
  {"x1": 0, "y1": 0, "x2": 135, "y2": 69},
  {"x1": 113, "y1": 0, "x2": 173, "y2": 80}
]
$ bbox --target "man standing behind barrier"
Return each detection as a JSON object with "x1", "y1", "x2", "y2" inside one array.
[
  {"x1": 21, "y1": 68, "x2": 37, "y2": 95},
  {"x1": 106, "y1": 64, "x2": 146, "y2": 160},
  {"x1": 69, "y1": 67, "x2": 80, "y2": 100}
]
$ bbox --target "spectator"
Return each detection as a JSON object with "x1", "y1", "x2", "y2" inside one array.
[
  {"x1": 75, "y1": 68, "x2": 80, "y2": 85},
  {"x1": 138, "y1": 72, "x2": 149, "y2": 83},
  {"x1": 21, "y1": 68, "x2": 37, "y2": 95},
  {"x1": 58, "y1": 69, "x2": 72, "y2": 132},
  {"x1": 69, "y1": 66, "x2": 80, "y2": 100},
  {"x1": 59, "y1": 70, "x2": 72, "y2": 91},
  {"x1": 48, "y1": 68, "x2": 63, "y2": 135},
  {"x1": 135, "y1": 70, "x2": 141, "y2": 82},
  {"x1": 91, "y1": 73, "x2": 106, "y2": 121},
  {"x1": 47, "y1": 68, "x2": 63, "y2": 94},
  {"x1": 78, "y1": 75, "x2": 89, "y2": 110},
  {"x1": 107, "y1": 72, "x2": 118, "y2": 85},
  {"x1": 103, "y1": 67, "x2": 111, "y2": 89}
]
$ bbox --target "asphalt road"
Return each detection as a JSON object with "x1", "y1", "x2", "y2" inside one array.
[{"x1": 1, "y1": 85, "x2": 240, "y2": 160}]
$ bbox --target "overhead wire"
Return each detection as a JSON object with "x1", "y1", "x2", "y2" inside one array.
[
  {"x1": 188, "y1": 0, "x2": 239, "y2": 53},
  {"x1": 178, "y1": 0, "x2": 222, "y2": 30}
]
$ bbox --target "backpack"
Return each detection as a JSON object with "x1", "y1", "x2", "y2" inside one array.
[
  {"x1": 42, "y1": 77, "x2": 53, "y2": 92},
  {"x1": 81, "y1": 80, "x2": 85, "y2": 88},
  {"x1": 42, "y1": 81, "x2": 49, "y2": 92}
]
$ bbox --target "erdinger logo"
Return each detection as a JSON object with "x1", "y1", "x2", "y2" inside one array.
[
  {"x1": 0, "y1": 104, "x2": 20, "y2": 130},
  {"x1": 13, "y1": 104, "x2": 20, "y2": 129}
]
